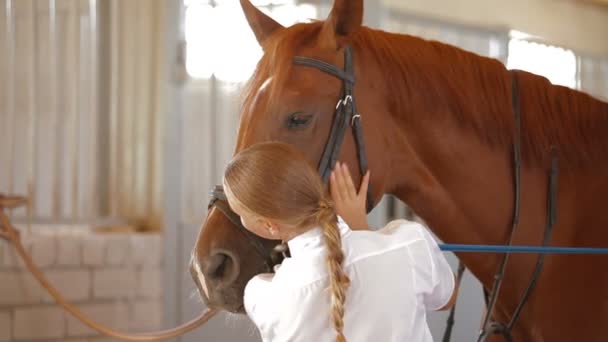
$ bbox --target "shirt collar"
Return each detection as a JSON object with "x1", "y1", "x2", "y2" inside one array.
[{"x1": 287, "y1": 216, "x2": 351, "y2": 257}]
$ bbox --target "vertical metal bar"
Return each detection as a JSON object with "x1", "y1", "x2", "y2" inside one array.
[
  {"x1": 64, "y1": 1, "x2": 80, "y2": 220},
  {"x1": 133, "y1": 0, "x2": 143, "y2": 217},
  {"x1": 87, "y1": 0, "x2": 98, "y2": 219},
  {"x1": 109, "y1": 0, "x2": 119, "y2": 217},
  {"x1": 72, "y1": 0, "x2": 83, "y2": 218},
  {"x1": 210, "y1": 75, "x2": 218, "y2": 191},
  {"x1": 162, "y1": 0, "x2": 184, "y2": 328},
  {"x1": 48, "y1": 0, "x2": 61, "y2": 218},
  {"x1": 126, "y1": 0, "x2": 135, "y2": 217},
  {"x1": 141, "y1": 0, "x2": 151, "y2": 218},
  {"x1": 118, "y1": 1, "x2": 133, "y2": 217},
  {"x1": 4, "y1": 0, "x2": 16, "y2": 197},
  {"x1": 27, "y1": 0, "x2": 39, "y2": 218},
  {"x1": 151, "y1": 0, "x2": 165, "y2": 227}
]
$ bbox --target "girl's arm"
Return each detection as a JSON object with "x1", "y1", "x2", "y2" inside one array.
[{"x1": 438, "y1": 272, "x2": 461, "y2": 311}]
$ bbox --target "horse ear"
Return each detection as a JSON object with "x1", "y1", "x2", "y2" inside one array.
[
  {"x1": 240, "y1": 0, "x2": 285, "y2": 46},
  {"x1": 320, "y1": 0, "x2": 363, "y2": 47}
]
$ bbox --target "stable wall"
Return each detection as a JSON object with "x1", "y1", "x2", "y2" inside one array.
[
  {"x1": 383, "y1": 0, "x2": 608, "y2": 57},
  {"x1": 0, "y1": 225, "x2": 163, "y2": 342}
]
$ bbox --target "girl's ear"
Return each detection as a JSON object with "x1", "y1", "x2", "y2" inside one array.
[{"x1": 258, "y1": 217, "x2": 280, "y2": 237}]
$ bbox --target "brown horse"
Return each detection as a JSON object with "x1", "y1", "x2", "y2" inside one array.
[{"x1": 191, "y1": 0, "x2": 608, "y2": 340}]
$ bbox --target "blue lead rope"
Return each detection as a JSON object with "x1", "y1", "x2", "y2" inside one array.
[{"x1": 439, "y1": 243, "x2": 608, "y2": 254}]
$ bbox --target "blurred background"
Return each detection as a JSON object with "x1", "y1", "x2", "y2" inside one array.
[{"x1": 0, "y1": 0, "x2": 606, "y2": 341}]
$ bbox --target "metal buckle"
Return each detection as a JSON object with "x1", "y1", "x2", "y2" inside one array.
[
  {"x1": 335, "y1": 95, "x2": 353, "y2": 109},
  {"x1": 351, "y1": 113, "x2": 361, "y2": 125}
]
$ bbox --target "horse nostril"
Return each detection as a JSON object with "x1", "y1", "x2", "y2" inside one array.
[
  {"x1": 206, "y1": 254, "x2": 227, "y2": 279},
  {"x1": 203, "y1": 250, "x2": 240, "y2": 284}
]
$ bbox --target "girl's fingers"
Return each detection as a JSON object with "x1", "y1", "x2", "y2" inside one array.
[
  {"x1": 336, "y1": 163, "x2": 351, "y2": 201},
  {"x1": 359, "y1": 170, "x2": 370, "y2": 198},
  {"x1": 341, "y1": 163, "x2": 357, "y2": 199},
  {"x1": 329, "y1": 169, "x2": 342, "y2": 202}
]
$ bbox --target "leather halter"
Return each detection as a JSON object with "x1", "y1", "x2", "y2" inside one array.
[{"x1": 207, "y1": 45, "x2": 373, "y2": 269}]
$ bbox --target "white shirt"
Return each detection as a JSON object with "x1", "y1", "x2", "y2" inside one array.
[{"x1": 244, "y1": 218, "x2": 455, "y2": 342}]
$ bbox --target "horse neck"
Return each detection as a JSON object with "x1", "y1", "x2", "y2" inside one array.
[
  {"x1": 356, "y1": 40, "x2": 517, "y2": 281},
  {"x1": 389, "y1": 113, "x2": 515, "y2": 282}
]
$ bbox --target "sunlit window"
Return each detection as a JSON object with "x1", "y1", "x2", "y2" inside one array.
[
  {"x1": 184, "y1": 0, "x2": 318, "y2": 82},
  {"x1": 507, "y1": 33, "x2": 577, "y2": 89}
]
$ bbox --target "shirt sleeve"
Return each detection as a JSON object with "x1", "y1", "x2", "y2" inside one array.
[
  {"x1": 243, "y1": 273, "x2": 277, "y2": 337},
  {"x1": 408, "y1": 226, "x2": 455, "y2": 311}
]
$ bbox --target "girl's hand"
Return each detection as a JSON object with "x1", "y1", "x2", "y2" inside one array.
[{"x1": 329, "y1": 162, "x2": 370, "y2": 230}]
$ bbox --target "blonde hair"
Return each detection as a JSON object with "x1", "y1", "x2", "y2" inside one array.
[{"x1": 223, "y1": 142, "x2": 350, "y2": 341}]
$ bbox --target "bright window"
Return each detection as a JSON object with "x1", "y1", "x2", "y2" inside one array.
[
  {"x1": 507, "y1": 33, "x2": 577, "y2": 89},
  {"x1": 184, "y1": 0, "x2": 318, "y2": 82}
]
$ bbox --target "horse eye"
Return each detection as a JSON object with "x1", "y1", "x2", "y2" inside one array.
[{"x1": 285, "y1": 112, "x2": 312, "y2": 129}]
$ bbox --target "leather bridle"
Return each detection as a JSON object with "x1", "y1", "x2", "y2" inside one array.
[{"x1": 207, "y1": 44, "x2": 374, "y2": 269}]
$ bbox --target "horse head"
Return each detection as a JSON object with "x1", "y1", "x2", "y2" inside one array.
[{"x1": 189, "y1": 0, "x2": 396, "y2": 312}]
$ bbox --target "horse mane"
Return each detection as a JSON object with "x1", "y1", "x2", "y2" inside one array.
[{"x1": 241, "y1": 21, "x2": 608, "y2": 170}]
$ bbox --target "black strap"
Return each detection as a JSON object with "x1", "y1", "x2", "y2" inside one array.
[
  {"x1": 442, "y1": 262, "x2": 466, "y2": 342},
  {"x1": 292, "y1": 56, "x2": 355, "y2": 84},
  {"x1": 507, "y1": 148, "x2": 558, "y2": 331},
  {"x1": 477, "y1": 71, "x2": 523, "y2": 342},
  {"x1": 208, "y1": 186, "x2": 273, "y2": 271},
  {"x1": 481, "y1": 322, "x2": 514, "y2": 342},
  {"x1": 317, "y1": 95, "x2": 351, "y2": 182},
  {"x1": 294, "y1": 45, "x2": 374, "y2": 213},
  {"x1": 477, "y1": 71, "x2": 560, "y2": 341}
]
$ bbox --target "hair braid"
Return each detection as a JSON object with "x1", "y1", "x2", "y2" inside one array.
[{"x1": 317, "y1": 201, "x2": 350, "y2": 342}]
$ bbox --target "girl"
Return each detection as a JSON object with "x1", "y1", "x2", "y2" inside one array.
[{"x1": 223, "y1": 142, "x2": 458, "y2": 342}]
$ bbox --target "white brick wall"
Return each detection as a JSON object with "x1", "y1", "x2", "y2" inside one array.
[
  {"x1": 130, "y1": 301, "x2": 162, "y2": 332},
  {"x1": 42, "y1": 270, "x2": 92, "y2": 302},
  {"x1": 105, "y1": 236, "x2": 129, "y2": 266},
  {"x1": 30, "y1": 232, "x2": 57, "y2": 267},
  {"x1": 0, "y1": 225, "x2": 164, "y2": 342},
  {"x1": 82, "y1": 235, "x2": 106, "y2": 266},
  {"x1": 66, "y1": 302, "x2": 129, "y2": 336},
  {"x1": 56, "y1": 233, "x2": 82, "y2": 266},
  {"x1": 138, "y1": 267, "x2": 162, "y2": 298},
  {"x1": 14, "y1": 307, "x2": 65, "y2": 339},
  {"x1": 2, "y1": 237, "x2": 29, "y2": 269},
  {"x1": 93, "y1": 269, "x2": 137, "y2": 298},
  {"x1": 0, "y1": 272, "x2": 44, "y2": 305},
  {"x1": 130, "y1": 235, "x2": 163, "y2": 266}
]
